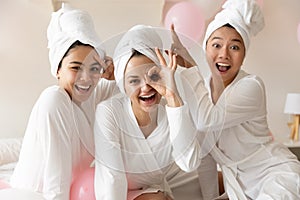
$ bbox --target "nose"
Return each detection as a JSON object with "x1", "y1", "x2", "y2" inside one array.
[
  {"x1": 140, "y1": 81, "x2": 152, "y2": 92},
  {"x1": 78, "y1": 68, "x2": 92, "y2": 81},
  {"x1": 218, "y1": 46, "x2": 229, "y2": 59}
]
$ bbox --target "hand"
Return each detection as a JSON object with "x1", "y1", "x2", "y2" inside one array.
[
  {"x1": 51, "y1": 0, "x2": 61, "y2": 11},
  {"x1": 146, "y1": 48, "x2": 183, "y2": 107},
  {"x1": 102, "y1": 56, "x2": 115, "y2": 80},
  {"x1": 169, "y1": 24, "x2": 197, "y2": 68},
  {"x1": 95, "y1": 56, "x2": 115, "y2": 80}
]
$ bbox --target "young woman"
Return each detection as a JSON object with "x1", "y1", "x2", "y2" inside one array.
[
  {"x1": 171, "y1": 0, "x2": 300, "y2": 199},
  {"x1": 94, "y1": 25, "x2": 218, "y2": 200},
  {"x1": 0, "y1": 6, "x2": 116, "y2": 200}
]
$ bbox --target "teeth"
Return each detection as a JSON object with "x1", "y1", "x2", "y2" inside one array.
[
  {"x1": 217, "y1": 63, "x2": 230, "y2": 66},
  {"x1": 140, "y1": 94, "x2": 154, "y2": 98},
  {"x1": 77, "y1": 85, "x2": 90, "y2": 90}
]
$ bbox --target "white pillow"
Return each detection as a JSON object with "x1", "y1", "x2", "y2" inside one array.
[{"x1": 0, "y1": 138, "x2": 23, "y2": 166}]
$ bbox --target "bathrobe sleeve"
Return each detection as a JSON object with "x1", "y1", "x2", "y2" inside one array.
[
  {"x1": 95, "y1": 78, "x2": 118, "y2": 104},
  {"x1": 32, "y1": 89, "x2": 74, "y2": 200},
  {"x1": 40, "y1": 90, "x2": 77, "y2": 200},
  {"x1": 166, "y1": 103, "x2": 201, "y2": 172},
  {"x1": 94, "y1": 102, "x2": 127, "y2": 200},
  {"x1": 180, "y1": 67, "x2": 265, "y2": 132}
]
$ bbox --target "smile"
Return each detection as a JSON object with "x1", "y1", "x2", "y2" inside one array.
[
  {"x1": 139, "y1": 93, "x2": 156, "y2": 101},
  {"x1": 75, "y1": 84, "x2": 91, "y2": 92},
  {"x1": 216, "y1": 63, "x2": 231, "y2": 72}
]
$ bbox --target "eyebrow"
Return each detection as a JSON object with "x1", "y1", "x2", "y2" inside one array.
[
  {"x1": 69, "y1": 61, "x2": 101, "y2": 67},
  {"x1": 126, "y1": 75, "x2": 139, "y2": 78},
  {"x1": 211, "y1": 36, "x2": 243, "y2": 44},
  {"x1": 91, "y1": 62, "x2": 101, "y2": 67},
  {"x1": 69, "y1": 61, "x2": 83, "y2": 65}
]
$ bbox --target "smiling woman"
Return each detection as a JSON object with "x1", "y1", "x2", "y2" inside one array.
[
  {"x1": 56, "y1": 41, "x2": 104, "y2": 105},
  {"x1": 93, "y1": 24, "x2": 218, "y2": 200},
  {"x1": 170, "y1": 0, "x2": 300, "y2": 199},
  {"x1": 0, "y1": 5, "x2": 117, "y2": 200}
]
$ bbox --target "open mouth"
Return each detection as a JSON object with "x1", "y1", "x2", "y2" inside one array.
[
  {"x1": 75, "y1": 84, "x2": 91, "y2": 92},
  {"x1": 139, "y1": 93, "x2": 156, "y2": 102},
  {"x1": 216, "y1": 63, "x2": 231, "y2": 72}
]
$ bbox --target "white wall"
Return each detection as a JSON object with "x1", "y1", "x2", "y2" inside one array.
[{"x1": 0, "y1": 0, "x2": 300, "y2": 141}]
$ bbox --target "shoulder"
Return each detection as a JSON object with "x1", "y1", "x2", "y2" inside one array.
[
  {"x1": 96, "y1": 94, "x2": 127, "y2": 114},
  {"x1": 95, "y1": 94, "x2": 129, "y2": 126},
  {"x1": 96, "y1": 79, "x2": 118, "y2": 94},
  {"x1": 234, "y1": 70, "x2": 266, "y2": 94},
  {"x1": 228, "y1": 70, "x2": 266, "y2": 106},
  {"x1": 36, "y1": 85, "x2": 73, "y2": 114}
]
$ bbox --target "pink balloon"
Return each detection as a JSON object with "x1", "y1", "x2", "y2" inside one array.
[
  {"x1": 297, "y1": 23, "x2": 300, "y2": 44},
  {"x1": 164, "y1": 1, "x2": 205, "y2": 42},
  {"x1": 70, "y1": 167, "x2": 95, "y2": 200},
  {"x1": 256, "y1": 0, "x2": 264, "y2": 8},
  {"x1": 0, "y1": 180, "x2": 10, "y2": 189}
]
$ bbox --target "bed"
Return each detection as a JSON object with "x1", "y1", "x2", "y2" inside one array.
[
  {"x1": 0, "y1": 137, "x2": 225, "y2": 199},
  {"x1": 0, "y1": 137, "x2": 22, "y2": 184}
]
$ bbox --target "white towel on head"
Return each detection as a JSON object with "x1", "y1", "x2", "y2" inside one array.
[
  {"x1": 203, "y1": 0, "x2": 264, "y2": 52},
  {"x1": 47, "y1": 4, "x2": 105, "y2": 77},
  {"x1": 113, "y1": 25, "x2": 163, "y2": 93}
]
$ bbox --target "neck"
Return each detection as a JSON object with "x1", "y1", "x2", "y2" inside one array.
[
  {"x1": 210, "y1": 76, "x2": 225, "y2": 104},
  {"x1": 133, "y1": 107, "x2": 158, "y2": 138}
]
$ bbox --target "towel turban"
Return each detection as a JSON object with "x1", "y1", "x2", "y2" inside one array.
[
  {"x1": 203, "y1": 0, "x2": 265, "y2": 53},
  {"x1": 113, "y1": 25, "x2": 163, "y2": 93},
  {"x1": 47, "y1": 4, "x2": 105, "y2": 77}
]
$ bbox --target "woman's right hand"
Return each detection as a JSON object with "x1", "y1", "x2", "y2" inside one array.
[
  {"x1": 169, "y1": 24, "x2": 197, "y2": 68},
  {"x1": 146, "y1": 48, "x2": 183, "y2": 107}
]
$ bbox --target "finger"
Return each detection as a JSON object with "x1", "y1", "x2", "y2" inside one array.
[
  {"x1": 167, "y1": 50, "x2": 173, "y2": 69},
  {"x1": 172, "y1": 54, "x2": 177, "y2": 71},
  {"x1": 170, "y1": 24, "x2": 181, "y2": 45},
  {"x1": 93, "y1": 55, "x2": 107, "y2": 69},
  {"x1": 170, "y1": 43, "x2": 178, "y2": 55},
  {"x1": 155, "y1": 47, "x2": 167, "y2": 66},
  {"x1": 104, "y1": 56, "x2": 113, "y2": 68}
]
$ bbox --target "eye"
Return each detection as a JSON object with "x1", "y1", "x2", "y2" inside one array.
[
  {"x1": 230, "y1": 45, "x2": 240, "y2": 50},
  {"x1": 128, "y1": 78, "x2": 140, "y2": 85},
  {"x1": 90, "y1": 64, "x2": 104, "y2": 74},
  {"x1": 212, "y1": 43, "x2": 221, "y2": 48},
  {"x1": 70, "y1": 66, "x2": 81, "y2": 71}
]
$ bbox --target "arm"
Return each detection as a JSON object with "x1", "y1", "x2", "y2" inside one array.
[
  {"x1": 39, "y1": 91, "x2": 74, "y2": 200},
  {"x1": 149, "y1": 48, "x2": 202, "y2": 172},
  {"x1": 93, "y1": 54, "x2": 118, "y2": 104},
  {"x1": 166, "y1": 103, "x2": 202, "y2": 172},
  {"x1": 95, "y1": 78, "x2": 118, "y2": 105},
  {"x1": 94, "y1": 103, "x2": 127, "y2": 200},
  {"x1": 181, "y1": 68, "x2": 266, "y2": 132}
]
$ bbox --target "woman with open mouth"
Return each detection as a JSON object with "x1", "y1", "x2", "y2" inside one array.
[
  {"x1": 93, "y1": 25, "x2": 217, "y2": 200},
  {"x1": 170, "y1": 0, "x2": 300, "y2": 199}
]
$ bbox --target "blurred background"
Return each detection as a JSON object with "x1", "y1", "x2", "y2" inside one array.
[{"x1": 0, "y1": 0, "x2": 300, "y2": 142}]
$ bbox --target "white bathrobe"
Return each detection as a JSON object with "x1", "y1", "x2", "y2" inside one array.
[
  {"x1": 94, "y1": 94, "x2": 211, "y2": 200},
  {"x1": 177, "y1": 67, "x2": 300, "y2": 200},
  {"x1": 8, "y1": 79, "x2": 116, "y2": 200}
]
